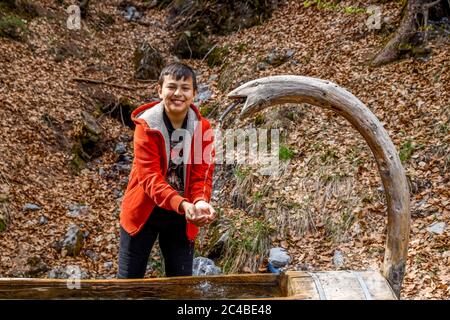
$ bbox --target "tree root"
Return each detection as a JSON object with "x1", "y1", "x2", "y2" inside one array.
[{"x1": 371, "y1": 0, "x2": 445, "y2": 67}]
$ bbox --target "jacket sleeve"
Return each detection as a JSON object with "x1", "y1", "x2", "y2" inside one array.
[
  {"x1": 189, "y1": 120, "x2": 215, "y2": 204},
  {"x1": 133, "y1": 123, "x2": 187, "y2": 214}
]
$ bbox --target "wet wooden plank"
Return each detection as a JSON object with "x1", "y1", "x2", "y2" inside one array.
[{"x1": 0, "y1": 271, "x2": 397, "y2": 300}]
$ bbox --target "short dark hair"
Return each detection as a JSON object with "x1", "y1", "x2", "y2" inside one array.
[{"x1": 158, "y1": 62, "x2": 197, "y2": 91}]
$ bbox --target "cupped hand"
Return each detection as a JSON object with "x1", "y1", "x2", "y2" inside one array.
[
  {"x1": 180, "y1": 201, "x2": 209, "y2": 227},
  {"x1": 194, "y1": 200, "x2": 216, "y2": 224}
]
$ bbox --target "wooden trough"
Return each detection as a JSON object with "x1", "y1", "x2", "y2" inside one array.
[
  {"x1": 0, "y1": 271, "x2": 396, "y2": 300},
  {"x1": 0, "y1": 76, "x2": 409, "y2": 300}
]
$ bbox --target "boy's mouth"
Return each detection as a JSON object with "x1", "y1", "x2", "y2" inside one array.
[{"x1": 171, "y1": 99, "x2": 185, "y2": 106}]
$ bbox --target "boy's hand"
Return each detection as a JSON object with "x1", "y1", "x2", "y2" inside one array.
[
  {"x1": 194, "y1": 200, "x2": 216, "y2": 225},
  {"x1": 180, "y1": 201, "x2": 209, "y2": 227}
]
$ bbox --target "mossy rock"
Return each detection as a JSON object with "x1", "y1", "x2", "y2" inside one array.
[
  {"x1": 171, "y1": 30, "x2": 213, "y2": 59},
  {"x1": 133, "y1": 41, "x2": 165, "y2": 80}
]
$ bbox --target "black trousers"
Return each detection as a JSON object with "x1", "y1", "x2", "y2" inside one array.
[{"x1": 117, "y1": 207, "x2": 194, "y2": 278}]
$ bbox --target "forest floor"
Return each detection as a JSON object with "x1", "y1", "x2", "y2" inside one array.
[{"x1": 0, "y1": 0, "x2": 448, "y2": 299}]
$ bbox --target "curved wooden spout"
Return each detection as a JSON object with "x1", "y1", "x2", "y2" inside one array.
[{"x1": 227, "y1": 75, "x2": 410, "y2": 297}]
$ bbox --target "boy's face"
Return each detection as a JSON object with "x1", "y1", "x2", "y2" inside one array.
[{"x1": 158, "y1": 75, "x2": 196, "y2": 117}]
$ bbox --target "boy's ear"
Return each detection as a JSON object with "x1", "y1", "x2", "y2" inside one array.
[{"x1": 157, "y1": 84, "x2": 163, "y2": 98}]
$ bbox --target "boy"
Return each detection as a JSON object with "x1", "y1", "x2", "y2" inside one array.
[{"x1": 118, "y1": 63, "x2": 216, "y2": 278}]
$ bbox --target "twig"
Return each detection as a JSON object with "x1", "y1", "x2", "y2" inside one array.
[
  {"x1": 72, "y1": 77, "x2": 149, "y2": 90},
  {"x1": 133, "y1": 78, "x2": 157, "y2": 83},
  {"x1": 201, "y1": 43, "x2": 218, "y2": 63}
]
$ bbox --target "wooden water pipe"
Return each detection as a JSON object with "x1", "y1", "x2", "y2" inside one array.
[{"x1": 225, "y1": 75, "x2": 411, "y2": 297}]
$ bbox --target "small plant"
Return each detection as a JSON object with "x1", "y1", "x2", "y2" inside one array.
[
  {"x1": 253, "y1": 191, "x2": 263, "y2": 202},
  {"x1": 320, "y1": 148, "x2": 338, "y2": 163},
  {"x1": 0, "y1": 15, "x2": 26, "y2": 40},
  {"x1": 343, "y1": 6, "x2": 366, "y2": 14},
  {"x1": 254, "y1": 114, "x2": 265, "y2": 126},
  {"x1": 207, "y1": 45, "x2": 230, "y2": 68},
  {"x1": 399, "y1": 140, "x2": 415, "y2": 163},
  {"x1": 279, "y1": 145, "x2": 295, "y2": 161},
  {"x1": 236, "y1": 42, "x2": 247, "y2": 53},
  {"x1": 234, "y1": 166, "x2": 250, "y2": 181}
]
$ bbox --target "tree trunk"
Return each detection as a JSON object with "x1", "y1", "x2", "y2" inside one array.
[{"x1": 371, "y1": 0, "x2": 449, "y2": 66}]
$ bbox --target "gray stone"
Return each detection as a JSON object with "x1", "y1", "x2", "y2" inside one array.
[
  {"x1": 256, "y1": 62, "x2": 268, "y2": 71},
  {"x1": 123, "y1": 6, "x2": 141, "y2": 22},
  {"x1": 114, "y1": 142, "x2": 127, "y2": 155},
  {"x1": 67, "y1": 203, "x2": 89, "y2": 218},
  {"x1": 81, "y1": 111, "x2": 102, "y2": 136},
  {"x1": 426, "y1": 221, "x2": 446, "y2": 235},
  {"x1": 193, "y1": 257, "x2": 222, "y2": 276},
  {"x1": 104, "y1": 261, "x2": 113, "y2": 269},
  {"x1": 56, "y1": 225, "x2": 84, "y2": 257},
  {"x1": 265, "y1": 49, "x2": 295, "y2": 67},
  {"x1": 23, "y1": 203, "x2": 41, "y2": 211},
  {"x1": 38, "y1": 215, "x2": 48, "y2": 225},
  {"x1": 48, "y1": 266, "x2": 89, "y2": 279},
  {"x1": 208, "y1": 74, "x2": 218, "y2": 82},
  {"x1": 332, "y1": 250, "x2": 345, "y2": 268},
  {"x1": 85, "y1": 250, "x2": 98, "y2": 262},
  {"x1": 194, "y1": 84, "x2": 212, "y2": 105},
  {"x1": 268, "y1": 247, "x2": 291, "y2": 268}
]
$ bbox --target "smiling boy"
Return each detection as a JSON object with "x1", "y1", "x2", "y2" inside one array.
[{"x1": 118, "y1": 63, "x2": 216, "y2": 278}]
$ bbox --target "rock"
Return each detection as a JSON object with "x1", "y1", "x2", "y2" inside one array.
[
  {"x1": 104, "y1": 261, "x2": 113, "y2": 269},
  {"x1": 113, "y1": 163, "x2": 131, "y2": 174},
  {"x1": 171, "y1": 31, "x2": 212, "y2": 59},
  {"x1": 426, "y1": 221, "x2": 446, "y2": 235},
  {"x1": 268, "y1": 247, "x2": 291, "y2": 268},
  {"x1": 194, "y1": 84, "x2": 212, "y2": 105},
  {"x1": 55, "y1": 225, "x2": 84, "y2": 257},
  {"x1": 23, "y1": 203, "x2": 41, "y2": 211},
  {"x1": 208, "y1": 74, "x2": 218, "y2": 82},
  {"x1": 48, "y1": 266, "x2": 89, "y2": 279},
  {"x1": 192, "y1": 257, "x2": 221, "y2": 276},
  {"x1": 117, "y1": 154, "x2": 132, "y2": 164},
  {"x1": 71, "y1": 111, "x2": 103, "y2": 172},
  {"x1": 122, "y1": 6, "x2": 141, "y2": 22},
  {"x1": 265, "y1": 49, "x2": 295, "y2": 67},
  {"x1": 133, "y1": 41, "x2": 165, "y2": 80},
  {"x1": 114, "y1": 142, "x2": 127, "y2": 155},
  {"x1": 81, "y1": 111, "x2": 102, "y2": 137},
  {"x1": 67, "y1": 203, "x2": 89, "y2": 218},
  {"x1": 295, "y1": 263, "x2": 313, "y2": 271},
  {"x1": 38, "y1": 215, "x2": 48, "y2": 225},
  {"x1": 25, "y1": 256, "x2": 49, "y2": 277},
  {"x1": 113, "y1": 189, "x2": 124, "y2": 198},
  {"x1": 333, "y1": 250, "x2": 345, "y2": 268},
  {"x1": 256, "y1": 62, "x2": 269, "y2": 71},
  {"x1": 85, "y1": 250, "x2": 98, "y2": 262}
]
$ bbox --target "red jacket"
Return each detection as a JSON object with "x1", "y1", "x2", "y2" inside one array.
[{"x1": 120, "y1": 101, "x2": 215, "y2": 240}]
